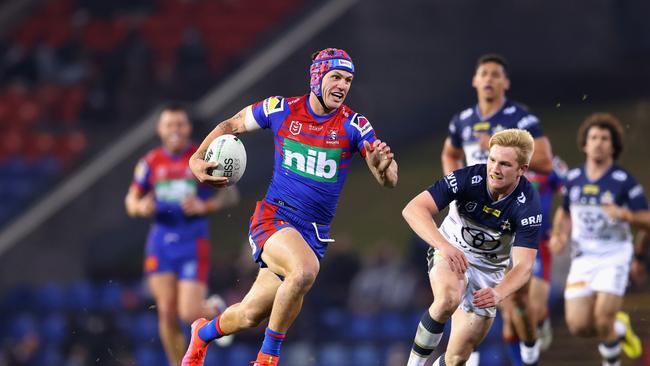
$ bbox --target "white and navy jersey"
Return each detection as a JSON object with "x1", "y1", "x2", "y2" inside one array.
[
  {"x1": 448, "y1": 100, "x2": 543, "y2": 166},
  {"x1": 562, "y1": 164, "x2": 648, "y2": 255},
  {"x1": 427, "y1": 164, "x2": 542, "y2": 272}
]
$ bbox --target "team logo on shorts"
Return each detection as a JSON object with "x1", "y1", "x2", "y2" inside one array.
[
  {"x1": 461, "y1": 227, "x2": 500, "y2": 251},
  {"x1": 289, "y1": 120, "x2": 302, "y2": 135}
]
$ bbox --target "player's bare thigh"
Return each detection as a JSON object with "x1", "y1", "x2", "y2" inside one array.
[
  {"x1": 445, "y1": 310, "x2": 494, "y2": 365},
  {"x1": 261, "y1": 227, "x2": 320, "y2": 282},
  {"x1": 428, "y1": 255, "x2": 466, "y2": 318},
  {"x1": 565, "y1": 294, "x2": 595, "y2": 336}
]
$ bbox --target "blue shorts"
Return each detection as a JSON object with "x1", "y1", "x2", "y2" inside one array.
[
  {"x1": 248, "y1": 199, "x2": 333, "y2": 267},
  {"x1": 144, "y1": 226, "x2": 210, "y2": 283}
]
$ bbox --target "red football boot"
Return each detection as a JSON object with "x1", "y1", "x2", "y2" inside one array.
[
  {"x1": 250, "y1": 351, "x2": 280, "y2": 366},
  {"x1": 181, "y1": 318, "x2": 210, "y2": 366}
]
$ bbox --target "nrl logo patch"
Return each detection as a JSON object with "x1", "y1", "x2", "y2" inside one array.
[
  {"x1": 289, "y1": 120, "x2": 302, "y2": 135},
  {"x1": 517, "y1": 192, "x2": 526, "y2": 204}
]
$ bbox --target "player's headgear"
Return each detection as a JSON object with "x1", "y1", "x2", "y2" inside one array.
[{"x1": 309, "y1": 48, "x2": 355, "y2": 107}]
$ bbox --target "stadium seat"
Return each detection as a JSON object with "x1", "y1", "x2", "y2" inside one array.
[
  {"x1": 41, "y1": 313, "x2": 68, "y2": 345},
  {"x1": 66, "y1": 280, "x2": 97, "y2": 311},
  {"x1": 35, "y1": 283, "x2": 66, "y2": 313}
]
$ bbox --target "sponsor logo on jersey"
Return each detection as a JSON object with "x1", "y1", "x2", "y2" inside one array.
[
  {"x1": 629, "y1": 184, "x2": 644, "y2": 199},
  {"x1": 517, "y1": 115, "x2": 539, "y2": 130},
  {"x1": 461, "y1": 227, "x2": 501, "y2": 251},
  {"x1": 263, "y1": 96, "x2": 284, "y2": 116},
  {"x1": 445, "y1": 172, "x2": 459, "y2": 193},
  {"x1": 582, "y1": 184, "x2": 600, "y2": 195},
  {"x1": 282, "y1": 139, "x2": 341, "y2": 183},
  {"x1": 503, "y1": 105, "x2": 517, "y2": 115},
  {"x1": 521, "y1": 214, "x2": 542, "y2": 226},
  {"x1": 471, "y1": 175, "x2": 483, "y2": 185},
  {"x1": 517, "y1": 192, "x2": 526, "y2": 204},
  {"x1": 612, "y1": 170, "x2": 627, "y2": 181},
  {"x1": 601, "y1": 191, "x2": 614, "y2": 205},
  {"x1": 289, "y1": 120, "x2": 302, "y2": 135},
  {"x1": 473, "y1": 122, "x2": 491, "y2": 131},
  {"x1": 134, "y1": 160, "x2": 148, "y2": 182},
  {"x1": 460, "y1": 108, "x2": 473, "y2": 120},
  {"x1": 350, "y1": 114, "x2": 373, "y2": 136},
  {"x1": 483, "y1": 205, "x2": 501, "y2": 218}
]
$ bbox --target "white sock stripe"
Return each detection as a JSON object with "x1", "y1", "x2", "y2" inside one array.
[
  {"x1": 598, "y1": 342, "x2": 621, "y2": 359},
  {"x1": 414, "y1": 323, "x2": 443, "y2": 348}
]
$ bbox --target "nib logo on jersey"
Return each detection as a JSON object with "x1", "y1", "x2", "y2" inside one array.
[{"x1": 282, "y1": 139, "x2": 341, "y2": 183}]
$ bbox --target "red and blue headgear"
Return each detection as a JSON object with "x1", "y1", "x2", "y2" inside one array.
[{"x1": 309, "y1": 48, "x2": 355, "y2": 98}]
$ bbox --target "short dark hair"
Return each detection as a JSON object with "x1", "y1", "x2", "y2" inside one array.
[
  {"x1": 476, "y1": 53, "x2": 509, "y2": 77},
  {"x1": 161, "y1": 102, "x2": 187, "y2": 114},
  {"x1": 577, "y1": 112, "x2": 625, "y2": 160}
]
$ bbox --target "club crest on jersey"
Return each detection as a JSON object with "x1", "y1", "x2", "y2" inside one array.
[
  {"x1": 350, "y1": 114, "x2": 373, "y2": 136},
  {"x1": 500, "y1": 220, "x2": 511, "y2": 231},
  {"x1": 289, "y1": 120, "x2": 302, "y2": 135},
  {"x1": 263, "y1": 96, "x2": 284, "y2": 116},
  {"x1": 325, "y1": 129, "x2": 339, "y2": 145}
]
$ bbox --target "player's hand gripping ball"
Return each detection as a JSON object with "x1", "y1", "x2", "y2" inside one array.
[{"x1": 204, "y1": 134, "x2": 247, "y2": 185}]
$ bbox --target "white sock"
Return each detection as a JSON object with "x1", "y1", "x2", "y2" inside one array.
[
  {"x1": 614, "y1": 319, "x2": 626, "y2": 338},
  {"x1": 432, "y1": 353, "x2": 446, "y2": 366},
  {"x1": 465, "y1": 351, "x2": 480, "y2": 366},
  {"x1": 407, "y1": 312, "x2": 445, "y2": 366},
  {"x1": 598, "y1": 341, "x2": 621, "y2": 366},
  {"x1": 520, "y1": 340, "x2": 540, "y2": 364}
]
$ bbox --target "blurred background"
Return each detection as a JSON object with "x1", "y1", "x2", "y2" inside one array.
[{"x1": 0, "y1": 0, "x2": 649, "y2": 365}]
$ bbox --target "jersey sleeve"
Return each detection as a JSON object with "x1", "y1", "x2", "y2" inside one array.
[
  {"x1": 448, "y1": 115, "x2": 463, "y2": 148},
  {"x1": 426, "y1": 168, "x2": 467, "y2": 210},
  {"x1": 250, "y1": 96, "x2": 288, "y2": 131},
  {"x1": 624, "y1": 175, "x2": 649, "y2": 211},
  {"x1": 516, "y1": 113, "x2": 544, "y2": 138},
  {"x1": 513, "y1": 193, "x2": 542, "y2": 249},
  {"x1": 130, "y1": 158, "x2": 152, "y2": 194},
  {"x1": 348, "y1": 113, "x2": 377, "y2": 157}
]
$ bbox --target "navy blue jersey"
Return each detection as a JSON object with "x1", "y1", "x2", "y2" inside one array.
[
  {"x1": 427, "y1": 164, "x2": 542, "y2": 271},
  {"x1": 448, "y1": 100, "x2": 543, "y2": 166},
  {"x1": 562, "y1": 164, "x2": 648, "y2": 254}
]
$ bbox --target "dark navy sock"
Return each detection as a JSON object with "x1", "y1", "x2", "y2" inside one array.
[
  {"x1": 260, "y1": 327, "x2": 286, "y2": 357},
  {"x1": 198, "y1": 315, "x2": 224, "y2": 343}
]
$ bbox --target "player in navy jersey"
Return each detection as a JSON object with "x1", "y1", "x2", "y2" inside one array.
[
  {"x1": 405, "y1": 129, "x2": 542, "y2": 366},
  {"x1": 550, "y1": 113, "x2": 650, "y2": 366},
  {"x1": 125, "y1": 104, "x2": 239, "y2": 365},
  {"x1": 181, "y1": 48, "x2": 398, "y2": 366},
  {"x1": 440, "y1": 54, "x2": 554, "y2": 365}
]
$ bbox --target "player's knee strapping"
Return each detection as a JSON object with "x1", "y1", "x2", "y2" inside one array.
[{"x1": 411, "y1": 311, "x2": 445, "y2": 357}]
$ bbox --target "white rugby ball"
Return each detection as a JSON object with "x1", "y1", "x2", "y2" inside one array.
[{"x1": 204, "y1": 134, "x2": 246, "y2": 185}]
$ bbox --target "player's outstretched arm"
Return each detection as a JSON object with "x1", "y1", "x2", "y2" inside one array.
[
  {"x1": 402, "y1": 191, "x2": 468, "y2": 273},
  {"x1": 441, "y1": 137, "x2": 464, "y2": 175},
  {"x1": 549, "y1": 207, "x2": 571, "y2": 254},
  {"x1": 363, "y1": 139, "x2": 398, "y2": 188},
  {"x1": 474, "y1": 246, "x2": 536, "y2": 309},
  {"x1": 529, "y1": 136, "x2": 553, "y2": 174},
  {"x1": 190, "y1": 106, "x2": 258, "y2": 187}
]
